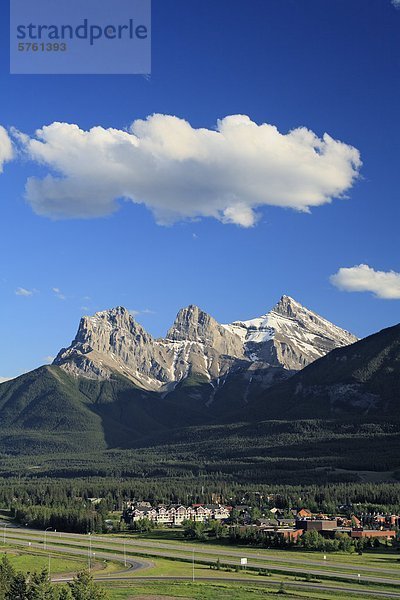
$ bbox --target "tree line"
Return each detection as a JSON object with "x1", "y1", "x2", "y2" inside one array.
[{"x1": 1, "y1": 478, "x2": 400, "y2": 514}]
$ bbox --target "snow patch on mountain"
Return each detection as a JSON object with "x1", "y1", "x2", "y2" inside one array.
[{"x1": 222, "y1": 295, "x2": 357, "y2": 369}]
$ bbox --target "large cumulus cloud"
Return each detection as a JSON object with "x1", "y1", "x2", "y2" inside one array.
[{"x1": 18, "y1": 114, "x2": 362, "y2": 226}]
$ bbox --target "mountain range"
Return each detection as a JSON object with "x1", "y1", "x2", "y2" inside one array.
[
  {"x1": 53, "y1": 295, "x2": 357, "y2": 395},
  {"x1": 0, "y1": 295, "x2": 399, "y2": 470}
]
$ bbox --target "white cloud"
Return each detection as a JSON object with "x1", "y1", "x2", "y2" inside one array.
[
  {"x1": 15, "y1": 287, "x2": 34, "y2": 297},
  {"x1": 0, "y1": 126, "x2": 14, "y2": 173},
  {"x1": 330, "y1": 264, "x2": 400, "y2": 299},
  {"x1": 0, "y1": 377, "x2": 11, "y2": 384},
  {"x1": 392, "y1": 0, "x2": 400, "y2": 9},
  {"x1": 52, "y1": 287, "x2": 66, "y2": 300},
  {"x1": 43, "y1": 355, "x2": 55, "y2": 363},
  {"x1": 129, "y1": 308, "x2": 155, "y2": 317},
  {"x1": 18, "y1": 114, "x2": 362, "y2": 227}
]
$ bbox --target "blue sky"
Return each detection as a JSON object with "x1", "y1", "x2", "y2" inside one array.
[{"x1": 0, "y1": 0, "x2": 399, "y2": 379}]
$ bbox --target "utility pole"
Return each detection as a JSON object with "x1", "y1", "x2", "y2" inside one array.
[{"x1": 192, "y1": 548, "x2": 195, "y2": 582}]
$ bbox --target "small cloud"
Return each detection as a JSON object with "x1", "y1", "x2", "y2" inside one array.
[
  {"x1": 52, "y1": 287, "x2": 66, "y2": 300},
  {"x1": 43, "y1": 355, "x2": 55, "y2": 363},
  {"x1": 82, "y1": 296, "x2": 91, "y2": 301},
  {"x1": 129, "y1": 308, "x2": 155, "y2": 317},
  {"x1": 15, "y1": 287, "x2": 34, "y2": 297},
  {"x1": 192, "y1": 233, "x2": 198, "y2": 239},
  {"x1": 80, "y1": 306, "x2": 89, "y2": 312},
  {"x1": 330, "y1": 264, "x2": 400, "y2": 299},
  {"x1": 222, "y1": 203, "x2": 259, "y2": 227},
  {"x1": 392, "y1": 0, "x2": 400, "y2": 9}
]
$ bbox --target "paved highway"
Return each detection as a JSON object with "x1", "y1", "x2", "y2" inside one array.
[
  {"x1": 7, "y1": 527, "x2": 400, "y2": 577},
  {"x1": 3, "y1": 526, "x2": 400, "y2": 598}
]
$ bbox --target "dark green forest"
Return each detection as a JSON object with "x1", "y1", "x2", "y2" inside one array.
[
  {"x1": 2, "y1": 476, "x2": 400, "y2": 535},
  {"x1": 1, "y1": 420, "x2": 400, "y2": 534},
  {"x1": 0, "y1": 419, "x2": 399, "y2": 484}
]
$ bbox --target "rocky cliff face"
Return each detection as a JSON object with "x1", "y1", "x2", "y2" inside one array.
[
  {"x1": 54, "y1": 297, "x2": 357, "y2": 395},
  {"x1": 167, "y1": 305, "x2": 244, "y2": 356},
  {"x1": 54, "y1": 307, "x2": 171, "y2": 390},
  {"x1": 54, "y1": 305, "x2": 245, "y2": 391},
  {"x1": 223, "y1": 295, "x2": 357, "y2": 370}
]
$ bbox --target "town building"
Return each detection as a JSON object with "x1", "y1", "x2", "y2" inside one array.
[{"x1": 123, "y1": 502, "x2": 231, "y2": 526}]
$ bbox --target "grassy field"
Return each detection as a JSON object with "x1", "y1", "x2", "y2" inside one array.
[
  {"x1": 92, "y1": 580, "x2": 305, "y2": 600},
  {"x1": 0, "y1": 544, "x2": 123, "y2": 576},
  {"x1": 117, "y1": 556, "x2": 271, "y2": 579},
  {"x1": 99, "y1": 579, "x2": 400, "y2": 600},
  {"x1": 0, "y1": 545, "x2": 85, "y2": 574}
]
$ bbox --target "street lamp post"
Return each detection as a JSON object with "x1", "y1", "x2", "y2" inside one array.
[
  {"x1": 124, "y1": 539, "x2": 127, "y2": 567},
  {"x1": 44, "y1": 527, "x2": 52, "y2": 551},
  {"x1": 88, "y1": 533, "x2": 92, "y2": 571},
  {"x1": 192, "y1": 548, "x2": 195, "y2": 582},
  {"x1": 1, "y1": 524, "x2": 6, "y2": 545}
]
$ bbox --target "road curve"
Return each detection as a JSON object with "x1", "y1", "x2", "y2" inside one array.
[{"x1": 2, "y1": 534, "x2": 153, "y2": 577}]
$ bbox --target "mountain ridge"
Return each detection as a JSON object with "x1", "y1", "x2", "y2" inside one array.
[
  {"x1": 53, "y1": 296, "x2": 357, "y2": 398},
  {"x1": 249, "y1": 322, "x2": 400, "y2": 420}
]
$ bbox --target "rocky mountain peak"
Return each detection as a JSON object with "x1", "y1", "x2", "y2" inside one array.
[
  {"x1": 53, "y1": 306, "x2": 167, "y2": 387},
  {"x1": 273, "y1": 295, "x2": 303, "y2": 318},
  {"x1": 166, "y1": 305, "x2": 244, "y2": 358},
  {"x1": 86, "y1": 306, "x2": 134, "y2": 327},
  {"x1": 166, "y1": 305, "x2": 217, "y2": 342},
  {"x1": 223, "y1": 296, "x2": 358, "y2": 371},
  {"x1": 74, "y1": 306, "x2": 153, "y2": 347}
]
